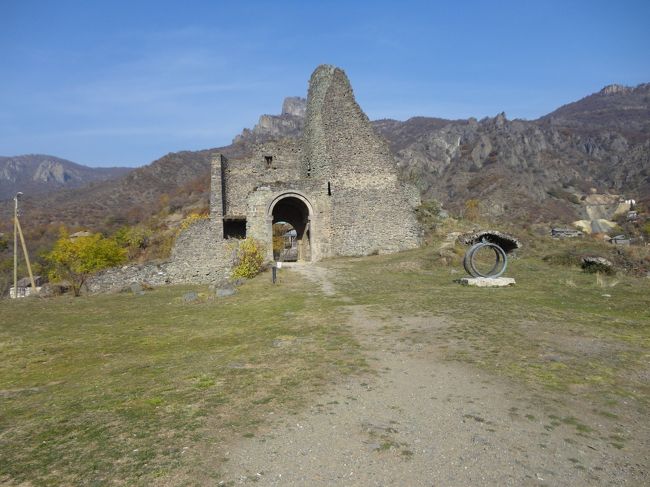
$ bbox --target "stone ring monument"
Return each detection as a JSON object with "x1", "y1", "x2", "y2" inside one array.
[
  {"x1": 459, "y1": 231, "x2": 520, "y2": 286},
  {"x1": 462, "y1": 239, "x2": 508, "y2": 278}
]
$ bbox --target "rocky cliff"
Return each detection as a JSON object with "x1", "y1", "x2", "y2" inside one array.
[
  {"x1": 232, "y1": 83, "x2": 650, "y2": 223},
  {"x1": 2, "y1": 82, "x2": 648, "y2": 232},
  {"x1": 232, "y1": 97, "x2": 307, "y2": 145},
  {"x1": 389, "y1": 111, "x2": 649, "y2": 221},
  {"x1": 0, "y1": 155, "x2": 131, "y2": 201}
]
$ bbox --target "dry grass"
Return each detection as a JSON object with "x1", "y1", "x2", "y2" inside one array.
[
  {"x1": 0, "y1": 273, "x2": 364, "y2": 486},
  {"x1": 2, "y1": 232, "x2": 648, "y2": 484}
]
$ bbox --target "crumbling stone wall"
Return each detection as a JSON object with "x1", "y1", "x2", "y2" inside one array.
[
  {"x1": 88, "y1": 219, "x2": 235, "y2": 292},
  {"x1": 222, "y1": 139, "x2": 303, "y2": 217},
  {"x1": 90, "y1": 65, "x2": 422, "y2": 291},
  {"x1": 301, "y1": 65, "x2": 422, "y2": 256},
  {"x1": 92, "y1": 64, "x2": 422, "y2": 290},
  {"x1": 87, "y1": 263, "x2": 170, "y2": 293},
  {"x1": 166, "y1": 219, "x2": 234, "y2": 283}
]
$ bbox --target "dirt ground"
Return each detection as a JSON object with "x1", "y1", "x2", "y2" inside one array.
[{"x1": 218, "y1": 265, "x2": 648, "y2": 486}]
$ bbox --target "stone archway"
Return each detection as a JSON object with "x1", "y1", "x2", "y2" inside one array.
[{"x1": 268, "y1": 193, "x2": 313, "y2": 262}]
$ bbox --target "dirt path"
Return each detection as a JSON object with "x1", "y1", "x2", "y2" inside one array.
[
  {"x1": 284, "y1": 262, "x2": 337, "y2": 296},
  {"x1": 219, "y1": 266, "x2": 647, "y2": 486}
]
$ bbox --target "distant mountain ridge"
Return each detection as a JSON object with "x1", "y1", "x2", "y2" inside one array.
[
  {"x1": 539, "y1": 82, "x2": 650, "y2": 136},
  {"x1": 0, "y1": 154, "x2": 132, "y2": 201},
  {"x1": 1, "y1": 82, "x2": 648, "y2": 235},
  {"x1": 231, "y1": 83, "x2": 650, "y2": 220}
]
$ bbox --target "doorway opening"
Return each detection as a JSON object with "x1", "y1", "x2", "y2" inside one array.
[
  {"x1": 272, "y1": 222, "x2": 298, "y2": 261},
  {"x1": 270, "y1": 195, "x2": 311, "y2": 262}
]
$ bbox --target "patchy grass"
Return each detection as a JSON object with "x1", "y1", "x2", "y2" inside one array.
[
  {"x1": 1, "y1": 235, "x2": 648, "y2": 484},
  {"x1": 0, "y1": 273, "x2": 364, "y2": 486},
  {"x1": 329, "y1": 243, "x2": 649, "y2": 413}
]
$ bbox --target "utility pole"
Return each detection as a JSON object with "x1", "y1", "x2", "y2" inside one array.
[
  {"x1": 16, "y1": 216, "x2": 36, "y2": 290},
  {"x1": 13, "y1": 192, "x2": 20, "y2": 298},
  {"x1": 11, "y1": 192, "x2": 35, "y2": 298}
]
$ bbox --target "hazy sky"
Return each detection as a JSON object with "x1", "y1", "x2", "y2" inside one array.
[{"x1": 1, "y1": 0, "x2": 649, "y2": 167}]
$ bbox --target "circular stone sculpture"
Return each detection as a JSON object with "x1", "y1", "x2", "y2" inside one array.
[
  {"x1": 460, "y1": 230, "x2": 520, "y2": 279},
  {"x1": 462, "y1": 240, "x2": 508, "y2": 278}
]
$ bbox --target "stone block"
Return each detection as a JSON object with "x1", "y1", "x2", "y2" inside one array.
[
  {"x1": 215, "y1": 284, "x2": 236, "y2": 298},
  {"x1": 459, "y1": 277, "x2": 516, "y2": 287}
]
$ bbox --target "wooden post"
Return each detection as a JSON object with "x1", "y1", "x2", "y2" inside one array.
[
  {"x1": 13, "y1": 213, "x2": 17, "y2": 298},
  {"x1": 15, "y1": 217, "x2": 36, "y2": 291}
]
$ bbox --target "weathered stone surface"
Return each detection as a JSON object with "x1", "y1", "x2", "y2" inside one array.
[
  {"x1": 167, "y1": 64, "x2": 422, "y2": 283},
  {"x1": 130, "y1": 282, "x2": 144, "y2": 295},
  {"x1": 87, "y1": 263, "x2": 170, "y2": 293},
  {"x1": 166, "y1": 219, "x2": 234, "y2": 284},
  {"x1": 215, "y1": 283, "x2": 236, "y2": 297},
  {"x1": 459, "y1": 230, "x2": 521, "y2": 253},
  {"x1": 581, "y1": 256, "x2": 614, "y2": 273},
  {"x1": 282, "y1": 97, "x2": 307, "y2": 117},
  {"x1": 459, "y1": 277, "x2": 516, "y2": 287},
  {"x1": 182, "y1": 291, "x2": 199, "y2": 303}
]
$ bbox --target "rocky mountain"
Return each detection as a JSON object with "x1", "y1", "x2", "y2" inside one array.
[
  {"x1": 233, "y1": 87, "x2": 650, "y2": 223},
  {"x1": 539, "y1": 83, "x2": 650, "y2": 136},
  {"x1": 1, "y1": 84, "x2": 648, "y2": 237},
  {"x1": 232, "y1": 97, "x2": 307, "y2": 145},
  {"x1": 0, "y1": 154, "x2": 132, "y2": 201},
  {"x1": 391, "y1": 111, "x2": 649, "y2": 222}
]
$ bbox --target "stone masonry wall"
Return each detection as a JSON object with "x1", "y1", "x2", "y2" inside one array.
[
  {"x1": 166, "y1": 219, "x2": 234, "y2": 283},
  {"x1": 302, "y1": 66, "x2": 334, "y2": 180},
  {"x1": 223, "y1": 140, "x2": 302, "y2": 217},
  {"x1": 302, "y1": 65, "x2": 422, "y2": 256},
  {"x1": 87, "y1": 262, "x2": 171, "y2": 293},
  {"x1": 88, "y1": 218, "x2": 235, "y2": 292}
]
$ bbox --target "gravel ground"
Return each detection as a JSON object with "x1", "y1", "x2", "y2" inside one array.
[{"x1": 219, "y1": 266, "x2": 648, "y2": 486}]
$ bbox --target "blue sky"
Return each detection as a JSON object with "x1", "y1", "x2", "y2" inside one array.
[{"x1": 1, "y1": 0, "x2": 649, "y2": 167}]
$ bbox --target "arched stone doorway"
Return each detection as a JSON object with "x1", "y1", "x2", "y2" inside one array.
[{"x1": 268, "y1": 193, "x2": 312, "y2": 262}]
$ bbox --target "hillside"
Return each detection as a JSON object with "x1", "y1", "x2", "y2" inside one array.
[
  {"x1": 234, "y1": 86, "x2": 650, "y2": 222},
  {"x1": 0, "y1": 83, "x2": 648, "y2": 269},
  {"x1": 539, "y1": 83, "x2": 650, "y2": 137},
  {"x1": 0, "y1": 154, "x2": 131, "y2": 201},
  {"x1": 391, "y1": 112, "x2": 650, "y2": 221}
]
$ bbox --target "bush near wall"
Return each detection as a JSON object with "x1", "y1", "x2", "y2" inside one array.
[{"x1": 231, "y1": 238, "x2": 266, "y2": 279}]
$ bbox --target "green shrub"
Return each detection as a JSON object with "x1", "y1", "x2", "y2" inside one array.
[
  {"x1": 581, "y1": 262, "x2": 615, "y2": 275},
  {"x1": 46, "y1": 229, "x2": 126, "y2": 296},
  {"x1": 114, "y1": 225, "x2": 153, "y2": 259},
  {"x1": 231, "y1": 238, "x2": 266, "y2": 279}
]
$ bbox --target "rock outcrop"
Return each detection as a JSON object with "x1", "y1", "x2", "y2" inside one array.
[
  {"x1": 232, "y1": 97, "x2": 307, "y2": 145},
  {"x1": 0, "y1": 154, "x2": 131, "y2": 201}
]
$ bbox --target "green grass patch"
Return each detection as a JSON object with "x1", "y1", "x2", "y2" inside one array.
[
  {"x1": 0, "y1": 273, "x2": 364, "y2": 486},
  {"x1": 330, "y1": 244, "x2": 649, "y2": 414},
  {"x1": 2, "y1": 237, "x2": 648, "y2": 484}
]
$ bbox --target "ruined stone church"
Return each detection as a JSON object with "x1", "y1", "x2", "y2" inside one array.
[{"x1": 168, "y1": 65, "x2": 421, "y2": 282}]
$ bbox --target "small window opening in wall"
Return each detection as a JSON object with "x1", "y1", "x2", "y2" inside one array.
[
  {"x1": 327, "y1": 181, "x2": 332, "y2": 196},
  {"x1": 264, "y1": 155, "x2": 273, "y2": 168},
  {"x1": 223, "y1": 219, "x2": 247, "y2": 239}
]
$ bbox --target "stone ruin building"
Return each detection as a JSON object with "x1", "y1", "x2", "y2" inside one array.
[
  {"x1": 89, "y1": 65, "x2": 422, "y2": 291},
  {"x1": 168, "y1": 65, "x2": 422, "y2": 283}
]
